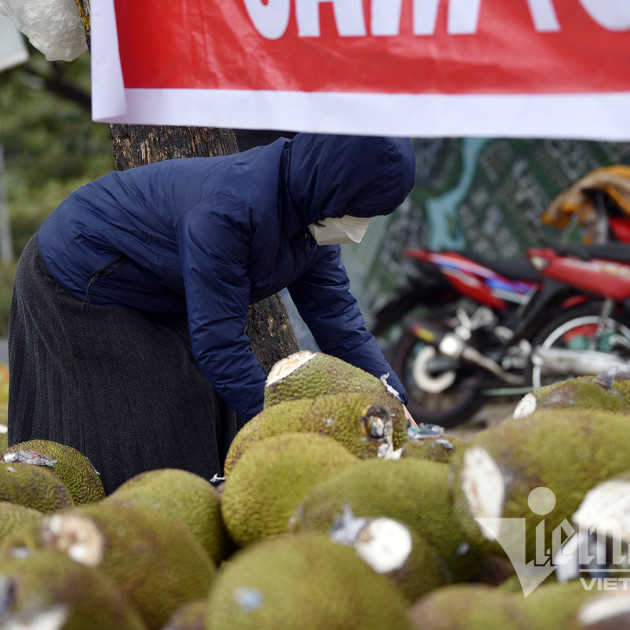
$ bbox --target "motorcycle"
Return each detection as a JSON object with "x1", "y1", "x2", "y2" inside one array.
[
  {"x1": 526, "y1": 242, "x2": 630, "y2": 389},
  {"x1": 524, "y1": 166, "x2": 630, "y2": 390},
  {"x1": 372, "y1": 166, "x2": 630, "y2": 427}
]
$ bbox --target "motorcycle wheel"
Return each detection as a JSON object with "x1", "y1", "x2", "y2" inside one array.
[
  {"x1": 390, "y1": 328, "x2": 485, "y2": 428},
  {"x1": 529, "y1": 304, "x2": 630, "y2": 390}
]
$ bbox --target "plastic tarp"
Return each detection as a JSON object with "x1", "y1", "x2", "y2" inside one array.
[{"x1": 0, "y1": 0, "x2": 86, "y2": 62}]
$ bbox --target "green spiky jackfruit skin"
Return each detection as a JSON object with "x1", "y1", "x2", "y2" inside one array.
[
  {"x1": 224, "y1": 391, "x2": 406, "y2": 476},
  {"x1": 451, "y1": 409, "x2": 630, "y2": 558},
  {"x1": 0, "y1": 461, "x2": 74, "y2": 513},
  {"x1": 0, "y1": 500, "x2": 43, "y2": 546},
  {"x1": 408, "y1": 584, "x2": 526, "y2": 630},
  {"x1": 608, "y1": 377, "x2": 630, "y2": 405},
  {"x1": 264, "y1": 352, "x2": 393, "y2": 408},
  {"x1": 0, "y1": 550, "x2": 149, "y2": 630},
  {"x1": 1, "y1": 502, "x2": 217, "y2": 630},
  {"x1": 206, "y1": 533, "x2": 413, "y2": 630},
  {"x1": 293, "y1": 458, "x2": 484, "y2": 582},
  {"x1": 518, "y1": 580, "x2": 599, "y2": 630},
  {"x1": 401, "y1": 435, "x2": 467, "y2": 464},
  {"x1": 497, "y1": 574, "x2": 524, "y2": 593},
  {"x1": 1, "y1": 439, "x2": 105, "y2": 504},
  {"x1": 528, "y1": 376, "x2": 630, "y2": 414},
  {"x1": 221, "y1": 433, "x2": 358, "y2": 547},
  {"x1": 106, "y1": 468, "x2": 234, "y2": 566}
]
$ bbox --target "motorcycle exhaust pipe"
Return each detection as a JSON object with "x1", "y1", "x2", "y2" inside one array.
[
  {"x1": 437, "y1": 333, "x2": 526, "y2": 386},
  {"x1": 533, "y1": 347, "x2": 630, "y2": 379}
]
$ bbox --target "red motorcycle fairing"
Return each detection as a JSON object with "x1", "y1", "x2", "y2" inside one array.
[
  {"x1": 404, "y1": 249, "x2": 540, "y2": 310},
  {"x1": 528, "y1": 247, "x2": 630, "y2": 302},
  {"x1": 609, "y1": 216, "x2": 630, "y2": 244}
]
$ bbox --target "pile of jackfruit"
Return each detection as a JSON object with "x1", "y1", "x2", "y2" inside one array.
[{"x1": 1, "y1": 350, "x2": 630, "y2": 629}]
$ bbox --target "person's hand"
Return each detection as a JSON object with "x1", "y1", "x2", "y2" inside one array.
[{"x1": 403, "y1": 404, "x2": 419, "y2": 429}]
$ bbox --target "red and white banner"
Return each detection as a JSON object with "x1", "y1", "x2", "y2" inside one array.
[{"x1": 92, "y1": 0, "x2": 630, "y2": 140}]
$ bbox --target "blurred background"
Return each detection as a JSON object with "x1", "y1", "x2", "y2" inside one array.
[
  {"x1": 343, "y1": 138, "x2": 630, "y2": 338},
  {"x1": 0, "y1": 33, "x2": 113, "y2": 338},
  {"x1": 2, "y1": 37, "x2": 630, "y2": 347}
]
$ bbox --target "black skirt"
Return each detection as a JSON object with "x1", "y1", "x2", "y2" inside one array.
[{"x1": 8, "y1": 235, "x2": 241, "y2": 494}]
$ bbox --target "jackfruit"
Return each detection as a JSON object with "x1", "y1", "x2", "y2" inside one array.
[
  {"x1": 205, "y1": 532, "x2": 413, "y2": 630},
  {"x1": 0, "y1": 549, "x2": 148, "y2": 630},
  {"x1": 2, "y1": 439, "x2": 104, "y2": 504},
  {"x1": 264, "y1": 350, "x2": 396, "y2": 408},
  {"x1": 224, "y1": 391, "x2": 406, "y2": 476},
  {"x1": 328, "y1": 504, "x2": 449, "y2": 602},
  {"x1": 401, "y1": 435, "x2": 467, "y2": 464},
  {"x1": 0, "y1": 500, "x2": 43, "y2": 548},
  {"x1": 451, "y1": 408, "x2": 630, "y2": 559},
  {"x1": 106, "y1": 468, "x2": 234, "y2": 566},
  {"x1": 412, "y1": 582, "x2": 596, "y2": 630},
  {"x1": 1, "y1": 502, "x2": 216, "y2": 630},
  {"x1": 609, "y1": 377, "x2": 630, "y2": 406},
  {"x1": 221, "y1": 433, "x2": 358, "y2": 547},
  {"x1": 513, "y1": 375, "x2": 630, "y2": 419},
  {"x1": 518, "y1": 580, "x2": 599, "y2": 630},
  {"x1": 0, "y1": 460, "x2": 74, "y2": 513},
  {"x1": 408, "y1": 584, "x2": 523, "y2": 630},
  {"x1": 293, "y1": 457, "x2": 484, "y2": 582}
]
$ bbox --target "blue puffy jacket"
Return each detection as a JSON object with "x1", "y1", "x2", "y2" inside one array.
[{"x1": 37, "y1": 133, "x2": 416, "y2": 421}]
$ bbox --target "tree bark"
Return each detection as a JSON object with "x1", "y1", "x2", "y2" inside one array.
[{"x1": 75, "y1": 0, "x2": 299, "y2": 374}]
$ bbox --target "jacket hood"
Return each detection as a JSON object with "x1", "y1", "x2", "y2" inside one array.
[{"x1": 284, "y1": 134, "x2": 415, "y2": 229}]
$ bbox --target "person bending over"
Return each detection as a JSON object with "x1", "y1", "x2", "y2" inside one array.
[{"x1": 8, "y1": 133, "x2": 416, "y2": 494}]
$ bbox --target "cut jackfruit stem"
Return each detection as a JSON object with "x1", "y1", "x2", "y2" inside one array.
[
  {"x1": 266, "y1": 350, "x2": 316, "y2": 386},
  {"x1": 361, "y1": 404, "x2": 395, "y2": 458},
  {"x1": 355, "y1": 518, "x2": 413, "y2": 574},
  {"x1": 579, "y1": 591, "x2": 630, "y2": 627},
  {"x1": 329, "y1": 505, "x2": 412, "y2": 574},
  {"x1": 512, "y1": 392, "x2": 537, "y2": 419},
  {"x1": 462, "y1": 445, "x2": 506, "y2": 539},
  {"x1": 573, "y1": 478, "x2": 630, "y2": 545},
  {"x1": 41, "y1": 514, "x2": 105, "y2": 567},
  {"x1": 361, "y1": 405, "x2": 390, "y2": 442}
]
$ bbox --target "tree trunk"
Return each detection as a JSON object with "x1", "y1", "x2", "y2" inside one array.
[{"x1": 75, "y1": 1, "x2": 299, "y2": 374}]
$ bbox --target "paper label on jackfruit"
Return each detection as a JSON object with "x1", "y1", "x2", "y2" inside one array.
[{"x1": 3, "y1": 450, "x2": 57, "y2": 467}]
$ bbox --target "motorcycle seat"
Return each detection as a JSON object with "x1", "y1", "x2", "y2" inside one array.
[
  {"x1": 458, "y1": 250, "x2": 541, "y2": 283},
  {"x1": 552, "y1": 242, "x2": 630, "y2": 264}
]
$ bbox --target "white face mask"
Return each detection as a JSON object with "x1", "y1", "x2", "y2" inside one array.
[{"x1": 308, "y1": 215, "x2": 372, "y2": 246}]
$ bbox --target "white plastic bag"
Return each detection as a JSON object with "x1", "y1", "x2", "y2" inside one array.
[{"x1": 0, "y1": 0, "x2": 87, "y2": 61}]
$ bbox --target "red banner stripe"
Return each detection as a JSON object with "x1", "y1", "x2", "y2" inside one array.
[{"x1": 114, "y1": 0, "x2": 630, "y2": 94}]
